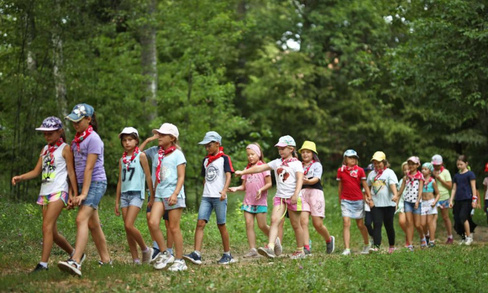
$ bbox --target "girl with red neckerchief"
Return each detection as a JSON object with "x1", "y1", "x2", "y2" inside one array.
[
  {"x1": 114, "y1": 127, "x2": 154, "y2": 265},
  {"x1": 58, "y1": 103, "x2": 111, "y2": 277},
  {"x1": 12, "y1": 117, "x2": 78, "y2": 273}
]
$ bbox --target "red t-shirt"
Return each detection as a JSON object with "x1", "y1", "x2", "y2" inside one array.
[{"x1": 336, "y1": 165, "x2": 366, "y2": 201}]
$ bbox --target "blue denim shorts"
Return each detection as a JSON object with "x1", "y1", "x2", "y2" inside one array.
[
  {"x1": 198, "y1": 197, "x2": 227, "y2": 224},
  {"x1": 437, "y1": 199, "x2": 450, "y2": 209},
  {"x1": 79, "y1": 181, "x2": 107, "y2": 210},
  {"x1": 404, "y1": 201, "x2": 422, "y2": 214},
  {"x1": 120, "y1": 191, "x2": 144, "y2": 209},
  {"x1": 341, "y1": 199, "x2": 364, "y2": 219}
]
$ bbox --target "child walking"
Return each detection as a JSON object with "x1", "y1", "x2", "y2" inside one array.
[
  {"x1": 431, "y1": 154, "x2": 454, "y2": 244},
  {"x1": 366, "y1": 151, "x2": 398, "y2": 253},
  {"x1": 483, "y1": 163, "x2": 488, "y2": 224},
  {"x1": 337, "y1": 149, "x2": 372, "y2": 255},
  {"x1": 397, "y1": 156, "x2": 424, "y2": 251},
  {"x1": 396, "y1": 162, "x2": 409, "y2": 247},
  {"x1": 298, "y1": 141, "x2": 335, "y2": 255},
  {"x1": 420, "y1": 162, "x2": 440, "y2": 247},
  {"x1": 184, "y1": 131, "x2": 236, "y2": 265},
  {"x1": 228, "y1": 143, "x2": 272, "y2": 258},
  {"x1": 147, "y1": 123, "x2": 187, "y2": 271},
  {"x1": 11, "y1": 117, "x2": 78, "y2": 272},
  {"x1": 235, "y1": 135, "x2": 305, "y2": 259},
  {"x1": 58, "y1": 103, "x2": 111, "y2": 276},
  {"x1": 449, "y1": 155, "x2": 477, "y2": 245},
  {"x1": 115, "y1": 127, "x2": 154, "y2": 264}
]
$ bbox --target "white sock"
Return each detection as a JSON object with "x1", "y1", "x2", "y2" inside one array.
[
  {"x1": 224, "y1": 251, "x2": 231, "y2": 256},
  {"x1": 39, "y1": 262, "x2": 48, "y2": 268}
]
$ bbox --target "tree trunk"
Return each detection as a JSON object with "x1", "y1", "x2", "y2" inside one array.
[{"x1": 53, "y1": 0, "x2": 69, "y2": 121}]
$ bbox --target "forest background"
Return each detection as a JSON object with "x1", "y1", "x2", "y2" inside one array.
[{"x1": 2, "y1": 0, "x2": 487, "y2": 206}]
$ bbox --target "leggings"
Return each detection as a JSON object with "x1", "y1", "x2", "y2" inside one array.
[
  {"x1": 453, "y1": 200, "x2": 476, "y2": 237},
  {"x1": 364, "y1": 211, "x2": 374, "y2": 239},
  {"x1": 371, "y1": 206, "x2": 395, "y2": 247}
]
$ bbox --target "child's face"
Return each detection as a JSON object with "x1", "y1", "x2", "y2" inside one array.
[
  {"x1": 402, "y1": 165, "x2": 409, "y2": 175},
  {"x1": 300, "y1": 150, "x2": 313, "y2": 163},
  {"x1": 421, "y1": 167, "x2": 431, "y2": 177},
  {"x1": 42, "y1": 130, "x2": 62, "y2": 145},
  {"x1": 205, "y1": 141, "x2": 220, "y2": 155},
  {"x1": 407, "y1": 161, "x2": 418, "y2": 173},
  {"x1": 433, "y1": 164, "x2": 441, "y2": 171},
  {"x1": 456, "y1": 160, "x2": 468, "y2": 171},
  {"x1": 345, "y1": 156, "x2": 357, "y2": 167},
  {"x1": 278, "y1": 146, "x2": 293, "y2": 159},
  {"x1": 72, "y1": 117, "x2": 91, "y2": 133},
  {"x1": 246, "y1": 148, "x2": 259, "y2": 165},
  {"x1": 157, "y1": 133, "x2": 175, "y2": 148},
  {"x1": 372, "y1": 160, "x2": 384, "y2": 170},
  {"x1": 121, "y1": 135, "x2": 138, "y2": 152}
]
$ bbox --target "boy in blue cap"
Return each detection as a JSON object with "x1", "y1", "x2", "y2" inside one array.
[{"x1": 184, "y1": 131, "x2": 236, "y2": 265}]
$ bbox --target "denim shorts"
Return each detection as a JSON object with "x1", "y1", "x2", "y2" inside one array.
[
  {"x1": 155, "y1": 197, "x2": 186, "y2": 211},
  {"x1": 79, "y1": 181, "x2": 107, "y2": 209},
  {"x1": 341, "y1": 199, "x2": 364, "y2": 219},
  {"x1": 198, "y1": 197, "x2": 227, "y2": 224},
  {"x1": 437, "y1": 199, "x2": 451, "y2": 209},
  {"x1": 404, "y1": 201, "x2": 422, "y2": 214},
  {"x1": 120, "y1": 191, "x2": 144, "y2": 209}
]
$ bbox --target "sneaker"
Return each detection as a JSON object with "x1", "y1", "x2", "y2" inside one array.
[
  {"x1": 420, "y1": 240, "x2": 427, "y2": 248},
  {"x1": 168, "y1": 259, "x2": 188, "y2": 271},
  {"x1": 274, "y1": 237, "x2": 283, "y2": 257},
  {"x1": 142, "y1": 247, "x2": 153, "y2": 264},
  {"x1": 465, "y1": 237, "x2": 473, "y2": 246},
  {"x1": 258, "y1": 246, "x2": 276, "y2": 258},
  {"x1": 183, "y1": 251, "x2": 202, "y2": 265},
  {"x1": 217, "y1": 253, "x2": 237, "y2": 265},
  {"x1": 304, "y1": 247, "x2": 311, "y2": 256},
  {"x1": 290, "y1": 250, "x2": 305, "y2": 259},
  {"x1": 58, "y1": 259, "x2": 82, "y2": 277},
  {"x1": 388, "y1": 247, "x2": 396, "y2": 254},
  {"x1": 341, "y1": 249, "x2": 351, "y2": 256},
  {"x1": 370, "y1": 247, "x2": 379, "y2": 253},
  {"x1": 361, "y1": 244, "x2": 371, "y2": 255},
  {"x1": 459, "y1": 239, "x2": 465, "y2": 245},
  {"x1": 150, "y1": 247, "x2": 161, "y2": 263},
  {"x1": 80, "y1": 253, "x2": 86, "y2": 265},
  {"x1": 243, "y1": 248, "x2": 259, "y2": 258},
  {"x1": 326, "y1": 236, "x2": 335, "y2": 254},
  {"x1": 446, "y1": 238, "x2": 453, "y2": 245},
  {"x1": 31, "y1": 263, "x2": 48, "y2": 273},
  {"x1": 406, "y1": 245, "x2": 414, "y2": 252},
  {"x1": 154, "y1": 251, "x2": 175, "y2": 269},
  {"x1": 98, "y1": 259, "x2": 113, "y2": 266},
  {"x1": 425, "y1": 235, "x2": 430, "y2": 244}
]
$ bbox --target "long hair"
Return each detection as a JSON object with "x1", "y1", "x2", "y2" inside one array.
[{"x1": 90, "y1": 113, "x2": 98, "y2": 132}]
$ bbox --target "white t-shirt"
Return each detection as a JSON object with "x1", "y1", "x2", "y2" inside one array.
[
  {"x1": 155, "y1": 149, "x2": 186, "y2": 199},
  {"x1": 367, "y1": 168, "x2": 398, "y2": 207},
  {"x1": 201, "y1": 155, "x2": 233, "y2": 198},
  {"x1": 267, "y1": 158, "x2": 304, "y2": 199}
]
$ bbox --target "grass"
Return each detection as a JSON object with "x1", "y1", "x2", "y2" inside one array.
[{"x1": 0, "y1": 186, "x2": 486, "y2": 292}]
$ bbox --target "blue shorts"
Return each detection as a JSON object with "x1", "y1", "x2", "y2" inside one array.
[
  {"x1": 404, "y1": 201, "x2": 422, "y2": 214},
  {"x1": 120, "y1": 191, "x2": 144, "y2": 209},
  {"x1": 198, "y1": 197, "x2": 227, "y2": 225},
  {"x1": 437, "y1": 199, "x2": 451, "y2": 209},
  {"x1": 241, "y1": 204, "x2": 267, "y2": 214},
  {"x1": 341, "y1": 199, "x2": 364, "y2": 219},
  {"x1": 79, "y1": 181, "x2": 107, "y2": 210}
]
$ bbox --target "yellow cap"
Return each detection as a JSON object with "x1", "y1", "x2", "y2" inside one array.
[
  {"x1": 371, "y1": 151, "x2": 386, "y2": 162},
  {"x1": 299, "y1": 141, "x2": 318, "y2": 154}
]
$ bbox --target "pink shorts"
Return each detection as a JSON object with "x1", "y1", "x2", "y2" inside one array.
[
  {"x1": 37, "y1": 191, "x2": 68, "y2": 206},
  {"x1": 301, "y1": 188, "x2": 325, "y2": 218},
  {"x1": 273, "y1": 196, "x2": 302, "y2": 212}
]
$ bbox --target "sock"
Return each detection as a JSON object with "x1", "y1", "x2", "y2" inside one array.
[
  {"x1": 134, "y1": 259, "x2": 141, "y2": 264},
  {"x1": 304, "y1": 245, "x2": 310, "y2": 250},
  {"x1": 344, "y1": 248, "x2": 351, "y2": 252},
  {"x1": 39, "y1": 262, "x2": 48, "y2": 268},
  {"x1": 167, "y1": 248, "x2": 173, "y2": 255},
  {"x1": 326, "y1": 237, "x2": 332, "y2": 243},
  {"x1": 421, "y1": 237, "x2": 426, "y2": 242},
  {"x1": 448, "y1": 235, "x2": 453, "y2": 239},
  {"x1": 153, "y1": 241, "x2": 159, "y2": 250},
  {"x1": 224, "y1": 251, "x2": 231, "y2": 256},
  {"x1": 296, "y1": 247, "x2": 304, "y2": 253},
  {"x1": 142, "y1": 247, "x2": 149, "y2": 253},
  {"x1": 268, "y1": 243, "x2": 275, "y2": 249}
]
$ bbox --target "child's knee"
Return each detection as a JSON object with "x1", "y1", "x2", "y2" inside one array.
[{"x1": 196, "y1": 220, "x2": 207, "y2": 230}]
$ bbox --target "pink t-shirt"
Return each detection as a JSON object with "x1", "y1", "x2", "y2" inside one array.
[
  {"x1": 336, "y1": 165, "x2": 366, "y2": 201},
  {"x1": 241, "y1": 162, "x2": 271, "y2": 206}
]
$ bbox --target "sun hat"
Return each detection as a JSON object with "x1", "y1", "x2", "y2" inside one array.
[
  {"x1": 407, "y1": 156, "x2": 420, "y2": 164},
  {"x1": 343, "y1": 149, "x2": 359, "y2": 158},
  {"x1": 118, "y1": 127, "x2": 139, "y2": 139},
  {"x1": 274, "y1": 135, "x2": 296, "y2": 147},
  {"x1": 198, "y1": 131, "x2": 221, "y2": 144},
  {"x1": 66, "y1": 103, "x2": 95, "y2": 122},
  {"x1": 298, "y1": 141, "x2": 317, "y2": 154},
  {"x1": 431, "y1": 154, "x2": 443, "y2": 165},
  {"x1": 152, "y1": 123, "x2": 179, "y2": 139},
  {"x1": 422, "y1": 162, "x2": 434, "y2": 173},
  {"x1": 35, "y1": 116, "x2": 63, "y2": 131},
  {"x1": 371, "y1": 151, "x2": 386, "y2": 162}
]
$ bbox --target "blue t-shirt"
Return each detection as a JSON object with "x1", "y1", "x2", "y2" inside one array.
[
  {"x1": 155, "y1": 149, "x2": 186, "y2": 199},
  {"x1": 144, "y1": 146, "x2": 158, "y2": 184},
  {"x1": 453, "y1": 171, "x2": 476, "y2": 201},
  {"x1": 120, "y1": 152, "x2": 145, "y2": 199}
]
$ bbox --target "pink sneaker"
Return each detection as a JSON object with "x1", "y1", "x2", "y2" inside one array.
[
  {"x1": 388, "y1": 247, "x2": 396, "y2": 254},
  {"x1": 446, "y1": 238, "x2": 453, "y2": 244}
]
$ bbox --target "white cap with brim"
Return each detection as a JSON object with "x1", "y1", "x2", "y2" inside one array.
[
  {"x1": 152, "y1": 123, "x2": 179, "y2": 139},
  {"x1": 274, "y1": 135, "x2": 296, "y2": 147},
  {"x1": 119, "y1": 127, "x2": 139, "y2": 138}
]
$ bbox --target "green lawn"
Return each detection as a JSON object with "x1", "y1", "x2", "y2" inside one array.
[{"x1": 0, "y1": 186, "x2": 486, "y2": 292}]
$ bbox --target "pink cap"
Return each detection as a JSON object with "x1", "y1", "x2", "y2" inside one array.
[{"x1": 407, "y1": 156, "x2": 420, "y2": 164}]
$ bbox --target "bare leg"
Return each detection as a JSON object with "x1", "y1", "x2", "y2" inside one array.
[
  {"x1": 41, "y1": 200, "x2": 73, "y2": 263},
  {"x1": 168, "y1": 209, "x2": 183, "y2": 259},
  {"x1": 244, "y1": 212, "x2": 257, "y2": 249},
  {"x1": 147, "y1": 202, "x2": 167, "y2": 251},
  {"x1": 88, "y1": 210, "x2": 111, "y2": 263},
  {"x1": 343, "y1": 217, "x2": 351, "y2": 249}
]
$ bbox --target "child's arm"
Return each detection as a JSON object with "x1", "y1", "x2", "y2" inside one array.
[
  {"x1": 303, "y1": 177, "x2": 319, "y2": 185},
  {"x1": 390, "y1": 183, "x2": 399, "y2": 204},
  {"x1": 290, "y1": 171, "x2": 304, "y2": 205},
  {"x1": 115, "y1": 162, "x2": 122, "y2": 216},
  {"x1": 257, "y1": 175, "x2": 272, "y2": 200},
  {"x1": 471, "y1": 179, "x2": 478, "y2": 209},
  {"x1": 361, "y1": 179, "x2": 372, "y2": 203},
  {"x1": 72, "y1": 154, "x2": 97, "y2": 206},
  {"x1": 415, "y1": 180, "x2": 424, "y2": 209},
  {"x1": 63, "y1": 145, "x2": 79, "y2": 208},
  {"x1": 139, "y1": 153, "x2": 155, "y2": 208},
  {"x1": 169, "y1": 163, "x2": 186, "y2": 206},
  {"x1": 228, "y1": 178, "x2": 246, "y2": 193},
  {"x1": 235, "y1": 164, "x2": 271, "y2": 176},
  {"x1": 11, "y1": 153, "x2": 43, "y2": 185},
  {"x1": 397, "y1": 177, "x2": 406, "y2": 197},
  {"x1": 449, "y1": 182, "x2": 457, "y2": 208},
  {"x1": 220, "y1": 172, "x2": 232, "y2": 201},
  {"x1": 432, "y1": 181, "x2": 440, "y2": 207},
  {"x1": 139, "y1": 134, "x2": 158, "y2": 151},
  {"x1": 337, "y1": 180, "x2": 342, "y2": 206}
]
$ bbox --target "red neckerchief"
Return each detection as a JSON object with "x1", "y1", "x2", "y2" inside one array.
[
  {"x1": 43, "y1": 138, "x2": 64, "y2": 165},
  {"x1": 281, "y1": 157, "x2": 298, "y2": 167},
  {"x1": 156, "y1": 146, "x2": 177, "y2": 184},
  {"x1": 407, "y1": 170, "x2": 423, "y2": 185},
  {"x1": 72, "y1": 125, "x2": 93, "y2": 152},
  {"x1": 439, "y1": 166, "x2": 445, "y2": 173},
  {"x1": 424, "y1": 176, "x2": 434, "y2": 186},
  {"x1": 303, "y1": 160, "x2": 315, "y2": 176},
  {"x1": 340, "y1": 165, "x2": 359, "y2": 178},
  {"x1": 374, "y1": 167, "x2": 387, "y2": 181},
  {"x1": 246, "y1": 160, "x2": 264, "y2": 170},
  {"x1": 206, "y1": 146, "x2": 225, "y2": 167},
  {"x1": 122, "y1": 147, "x2": 140, "y2": 171}
]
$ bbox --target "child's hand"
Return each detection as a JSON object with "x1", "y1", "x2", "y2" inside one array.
[
  {"x1": 115, "y1": 203, "x2": 120, "y2": 216},
  {"x1": 147, "y1": 198, "x2": 154, "y2": 209},
  {"x1": 11, "y1": 176, "x2": 22, "y2": 186},
  {"x1": 369, "y1": 200, "x2": 375, "y2": 208},
  {"x1": 168, "y1": 194, "x2": 177, "y2": 206},
  {"x1": 431, "y1": 202, "x2": 436, "y2": 208},
  {"x1": 290, "y1": 194, "x2": 298, "y2": 205},
  {"x1": 449, "y1": 200, "x2": 453, "y2": 208},
  {"x1": 219, "y1": 190, "x2": 227, "y2": 201},
  {"x1": 228, "y1": 187, "x2": 238, "y2": 193},
  {"x1": 256, "y1": 189, "x2": 262, "y2": 200},
  {"x1": 391, "y1": 196, "x2": 398, "y2": 203},
  {"x1": 149, "y1": 134, "x2": 158, "y2": 141},
  {"x1": 414, "y1": 202, "x2": 419, "y2": 210},
  {"x1": 235, "y1": 170, "x2": 243, "y2": 176}
]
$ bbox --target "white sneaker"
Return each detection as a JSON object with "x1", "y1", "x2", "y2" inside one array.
[
  {"x1": 168, "y1": 259, "x2": 188, "y2": 271},
  {"x1": 153, "y1": 251, "x2": 175, "y2": 270},
  {"x1": 274, "y1": 237, "x2": 283, "y2": 256},
  {"x1": 342, "y1": 249, "x2": 351, "y2": 256},
  {"x1": 361, "y1": 244, "x2": 371, "y2": 255},
  {"x1": 465, "y1": 237, "x2": 473, "y2": 246},
  {"x1": 459, "y1": 239, "x2": 465, "y2": 245},
  {"x1": 142, "y1": 247, "x2": 153, "y2": 264},
  {"x1": 243, "y1": 248, "x2": 259, "y2": 258}
]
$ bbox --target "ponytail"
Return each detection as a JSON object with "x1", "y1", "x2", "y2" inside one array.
[{"x1": 90, "y1": 113, "x2": 98, "y2": 132}]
